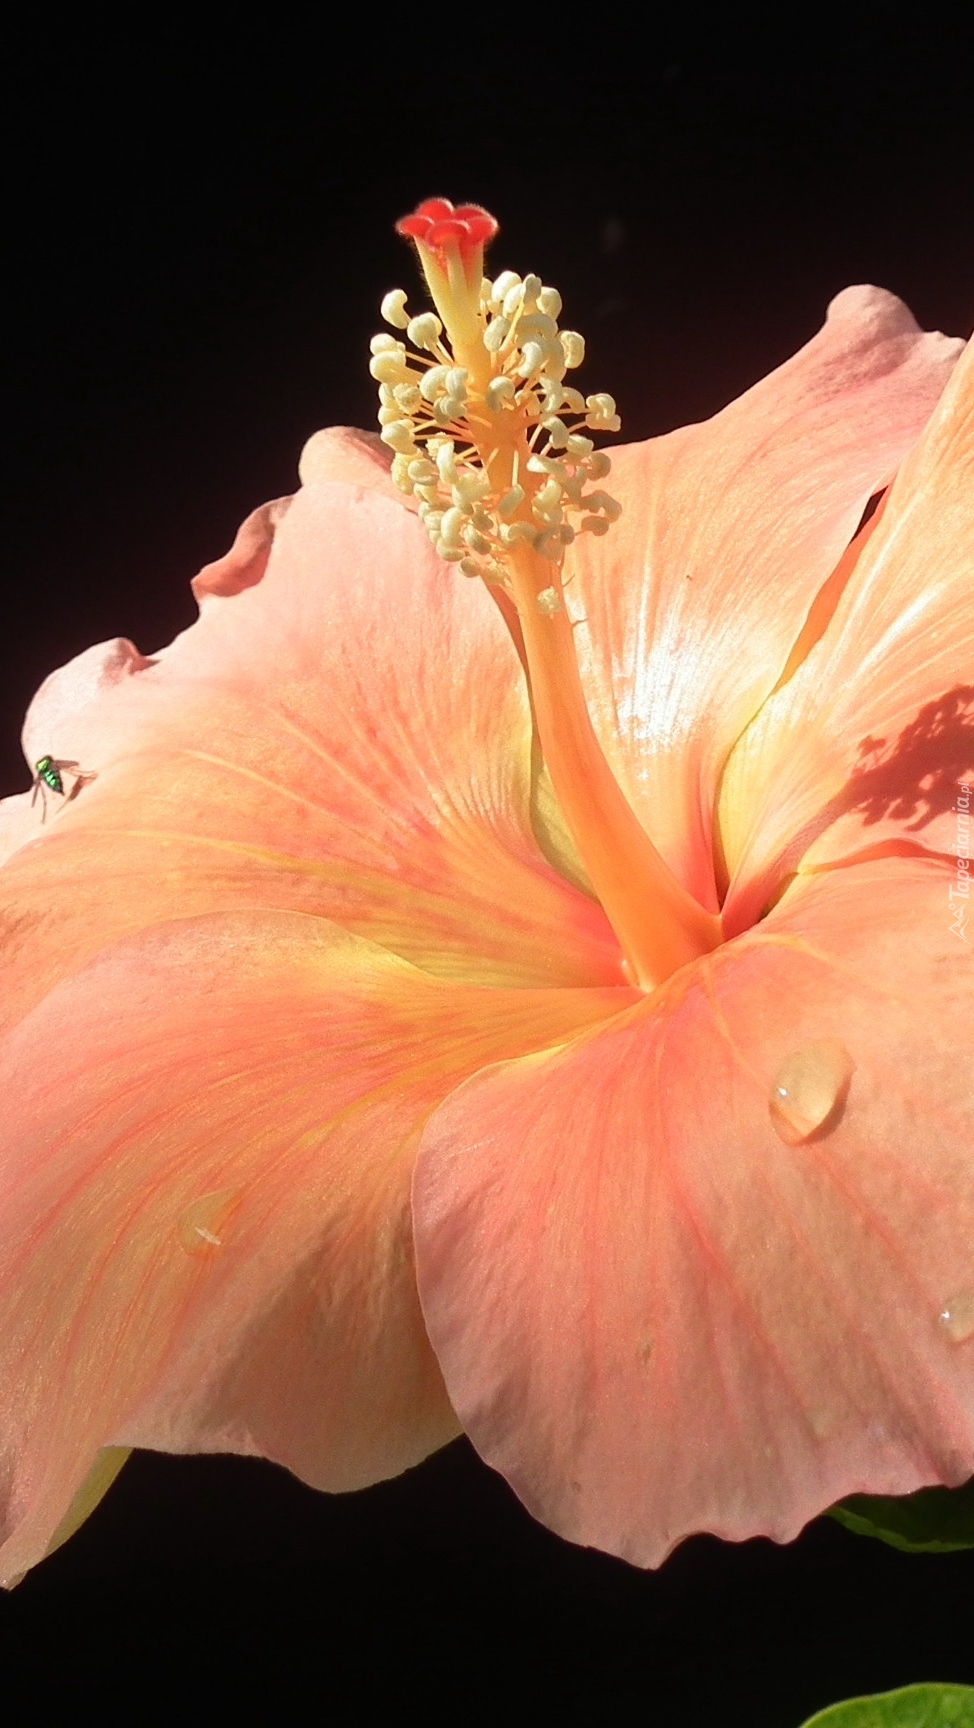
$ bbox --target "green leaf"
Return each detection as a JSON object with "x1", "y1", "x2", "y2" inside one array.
[
  {"x1": 828, "y1": 1475, "x2": 974, "y2": 1553},
  {"x1": 800, "y1": 1683, "x2": 974, "y2": 1727}
]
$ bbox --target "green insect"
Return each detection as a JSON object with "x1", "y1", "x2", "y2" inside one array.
[{"x1": 30, "y1": 755, "x2": 84, "y2": 821}]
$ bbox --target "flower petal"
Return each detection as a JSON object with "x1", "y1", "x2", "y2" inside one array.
[
  {"x1": 720, "y1": 334, "x2": 974, "y2": 933},
  {"x1": 296, "y1": 424, "x2": 409, "y2": 501},
  {"x1": 191, "y1": 497, "x2": 294, "y2": 600},
  {"x1": 568, "y1": 289, "x2": 962, "y2": 909},
  {"x1": 414, "y1": 858, "x2": 974, "y2": 1568},
  {"x1": 0, "y1": 483, "x2": 622, "y2": 1041},
  {"x1": 0, "y1": 908, "x2": 628, "y2": 1584}
]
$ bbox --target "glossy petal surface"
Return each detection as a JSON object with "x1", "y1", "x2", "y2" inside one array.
[
  {"x1": 0, "y1": 483, "x2": 621, "y2": 1045},
  {"x1": 568, "y1": 289, "x2": 962, "y2": 909},
  {"x1": 721, "y1": 336, "x2": 974, "y2": 932},
  {"x1": 415, "y1": 859, "x2": 974, "y2": 1567},
  {"x1": 0, "y1": 908, "x2": 628, "y2": 1583}
]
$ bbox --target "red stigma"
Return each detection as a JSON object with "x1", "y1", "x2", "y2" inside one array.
[{"x1": 396, "y1": 198, "x2": 499, "y2": 264}]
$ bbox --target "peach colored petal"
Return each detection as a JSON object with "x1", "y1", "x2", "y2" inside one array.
[
  {"x1": 297, "y1": 424, "x2": 409, "y2": 503},
  {"x1": 0, "y1": 483, "x2": 622, "y2": 1038},
  {"x1": 0, "y1": 908, "x2": 630, "y2": 1584},
  {"x1": 192, "y1": 497, "x2": 294, "y2": 600},
  {"x1": 568, "y1": 288, "x2": 962, "y2": 910},
  {"x1": 414, "y1": 858, "x2": 974, "y2": 1568},
  {"x1": 21, "y1": 636, "x2": 155, "y2": 767},
  {"x1": 720, "y1": 336, "x2": 974, "y2": 933},
  {"x1": 191, "y1": 425, "x2": 408, "y2": 605}
]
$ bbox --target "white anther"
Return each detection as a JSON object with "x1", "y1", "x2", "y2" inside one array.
[
  {"x1": 407, "y1": 312, "x2": 443, "y2": 350},
  {"x1": 583, "y1": 490, "x2": 622, "y2": 521},
  {"x1": 536, "y1": 478, "x2": 565, "y2": 514},
  {"x1": 502, "y1": 282, "x2": 525, "y2": 320},
  {"x1": 471, "y1": 507, "x2": 494, "y2": 532},
  {"x1": 439, "y1": 508, "x2": 466, "y2": 546},
  {"x1": 536, "y1": 585, "x2": 562, "y2": 614},
  {"x1": 565, "y1": 433, "x2": 594, "y2": 459},
  {"x1": 378, "y1": 405, "x2": 404, "y2": 427},
  {"x1": 585, "y1": 450, "x2": 612, "y2": 479},
  {"x1": 538, "y1": 287, "x2": 562, "y2": 319},
  {"x1": 526, "y1": 454, "x2": 567, "y2": 482},
  {"x1": 542, "y1": 416, "x2": 570, "y2": 449},
  {"x1": 394, "y1": 383, "x2": 422, "y2": 413},
  {"x1": 585, "y1": 392, "x2": 618, "y2": 424},
  {"x1": 535, "y1": 531, "x2": 566, "y2": 560},
  {"x1": 437, "y1": 544, "x2": 467, "y2": 562},
  {"x1": 500, "y1": 522, "x2": 538, "y2": 547},
  {"x1": 485, "y1": 376, "x2": 516, "y2": 411},
  {"x1": 560, "y1": 332, "x2": 586, "y2": 368},
  {"x1": 370, "y1": 333, "x2": 401, "y2": 355},
  {"x1": 445, "y1": 367, "x2": 469, "y2": 399},
  {"x1": 380, "y1": 422, "x2": 418, "y2": 455},
  {"x1": 492, "y1": 271, "x2": 521, "y2": 303},
  {"x1": 586, "y1": 411, "x2": 621, "y2": 433},
  {"x1": 497, "y1": 485, "x2": 525, "y2": 518},
  {"x1": 562, "y1": 387, "x2": 586, "y2": 413},
  {"x1": 380, "y1": 289, "x2": 410, "y2": 329},
  {"x1": 435, "y1": 397, "x2": 464, "y2": 423},
  {"x1": 453, "y1": 471, "x2": 491, "y2": 505},
  {"x1": 517, "y1": 341, "x2": 546, "y2": 378},
  {"x1": 460, "y1": 557, "x2": 482, "y2": 577},
  {"x1": 416, "y1": 485, "x2": 441, "y2": 506},
  {"x1": 518, "y1": 313, "x2": 558, "y2": 342},
  {"x1": 420, "y1": 366, "x2": 449, "y2": 402},
  {"x1": 521, "y1": 274, "x2": 542, "y2": 307},
  {"x1": 581, "y1": 516, "x2": 611, "y2": 536},
  {"x1": 484, "y1": 561, "x2": 508, "y2": 583},
  {"x1": 484, "y1": 317, "x2": 510, "y2": 353},
  {"x1": 390, "y1": 455, "x2": 414, "y2": 493},
  {"x1": 424, "y1": 511, "x2": 444, "y2": 535},
  {"x1": 463, "y1": 526, "x2": 492, "y2": 555},
  {"x1": 407, "y1": 458, "x2": 438, "y2": 485},
  {"x1": 378, "y1": 383, "x2": 397, "y2": 406},
  {"x1": 433, "y1": 439, "x2": 457, "y2": 480},
  {"x1": 370, "y1": 352, "x2": 412, "y2": 384},
  {"x1": 540, "y1": 386, "x2": 565, "y2": 415}
]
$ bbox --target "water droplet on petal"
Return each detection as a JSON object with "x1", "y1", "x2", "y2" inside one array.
[
  {"x1": 938, "y1": 1291, "x2": 974, "y2": 1343},
  {"x1": 768, "y1": 1038, "x2": 855, "y2": 1145},
  {"x1": 177, "y1": 1189, "x2": 242, "y2": 1256}
]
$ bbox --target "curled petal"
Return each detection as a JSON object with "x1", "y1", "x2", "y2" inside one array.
[
  {"x1": 414, "y1": 859, "x2": 974, "y2": 1568},
  {"x1": 297, "y1": 425, "x2": 409, "y2": 501},
  {"x1": 0, "y1": 909, "x2": 629, "y2": 1584},
  {"x1": 721, "y1": 335, "x2": 974, "y2": 931},
  {"x1": 569, "y1": 288, "x2": 962, "y2": 909},
  {"x1": 192, "y1": 498, "x2": 294, "y2": 601}
]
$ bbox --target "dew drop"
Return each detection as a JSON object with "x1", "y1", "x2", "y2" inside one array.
[
  {"x1": 177, "y1": 1188, "x2": 242, "y2": 1256},
  {"x1": 768, "y1": 1038, "x2": 855, "y2": 1145},
  {"x1": 937, "y1": 1291, "x2": 974, "y2": 1344}
]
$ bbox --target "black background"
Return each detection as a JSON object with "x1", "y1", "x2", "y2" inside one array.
[{"x1": 1, "y1": 17, "x2": 973, "y2": 1725}]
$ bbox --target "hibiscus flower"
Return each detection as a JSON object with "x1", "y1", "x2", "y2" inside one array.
[{"x1": 0, "y1": 202, "x2": 971, "y2": 1585}]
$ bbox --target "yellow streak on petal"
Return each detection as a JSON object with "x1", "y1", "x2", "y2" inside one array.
[{"x1": 41, "y1": 1446, "x2": 132, "y2": 1563}]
